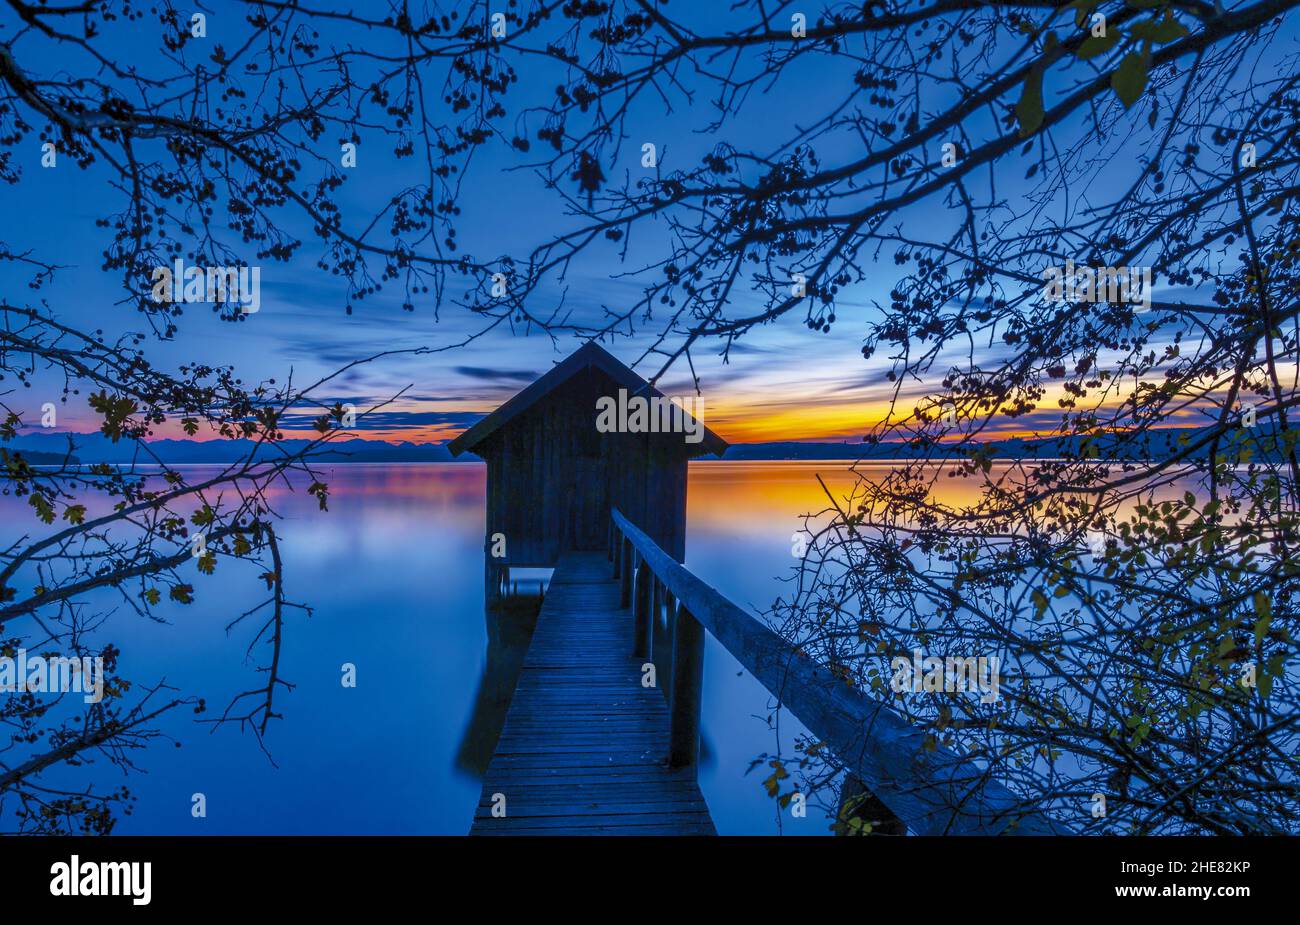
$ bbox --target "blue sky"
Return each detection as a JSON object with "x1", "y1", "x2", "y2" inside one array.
[{"x1": 2, "y1": 2, "x2": 1283, "y2": 444}]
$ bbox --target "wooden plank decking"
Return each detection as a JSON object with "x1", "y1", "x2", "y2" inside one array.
[{"x1": 470, "y1": 551, "x2": 716, "y2": 835}]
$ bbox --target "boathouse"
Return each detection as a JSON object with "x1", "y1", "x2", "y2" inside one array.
[
  {"x1": 448, "y1": 342, "x2": 726, "y2": 583},
  {"x1": 455, "y1": 344, "x2": 1066, "y2": 837}
]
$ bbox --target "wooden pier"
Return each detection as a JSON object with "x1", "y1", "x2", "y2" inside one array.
[
  {"x1": 470, "y1": 551, "x2": 716, "y2": 835},
  {"x1": 457, "y1": 346, "x2": 1066, "y2": 837},
  {"x1": 470, "y1": 510, "x2": 1070, "y2": 837}
]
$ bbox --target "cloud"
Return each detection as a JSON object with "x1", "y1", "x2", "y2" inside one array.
[
  {"x1": 453, "y1": 366, "x2": 538, "y2": 383},
  {"x1": 277, "y1": 410, "x2": 486, "y2": 431}
]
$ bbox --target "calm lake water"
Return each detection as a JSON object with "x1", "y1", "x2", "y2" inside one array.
[{"x1": 3, "y1": 461, "x2": 875, "y2": 835}]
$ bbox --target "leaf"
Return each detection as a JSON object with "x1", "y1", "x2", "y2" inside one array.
[
  {"x1": 308, "y1": 480, "x2": 330, "y2": 511},
  {"x1": 762, "y1": 759, "x2": 789, "y2": 798},
  {"x1": 1111, "y1": 51, "x2": 1149, "y2": 109},
  {"x1": 1032, "y1": 589, "x2": 1049, "y2": 617},
  {"x1": 1129, "y1": 13, "x2": 1188, "y2": 45},
  {"x1": 1075, "y1": 27, "x2": 1122, "y2": 60},
  {"x1": 169, "y1": 584, "x2": 194, "y2": 604},
  {"x1": 1253, "y1": 592, "x2": 1272, "y2": 645},
  {"x1": 62, "y1": 504, "x2": 86, "y2": 525},
  {"x1": 1016, "y1": 66, "x2": 1046, "y2": 137},
  {"x1": 29, "y1": 493, "x2": 55, "y2": 525}
]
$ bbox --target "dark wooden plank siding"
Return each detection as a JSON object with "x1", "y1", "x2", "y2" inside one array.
[{"x1": 479, "y1": 366, "x2": 692, "y2": 568}]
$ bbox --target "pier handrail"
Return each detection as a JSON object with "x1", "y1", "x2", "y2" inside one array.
[{"x1": 610, "y1": 507, "x2": 1070, "y2": 836}]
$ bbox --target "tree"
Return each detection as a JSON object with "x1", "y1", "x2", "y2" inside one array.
[
  {"x1": 0, "y1": 0, "x2": 437, "y2": 832},
  {"x1": 417, "y1": 0, "x2": 1296, "y2": 833},
  {"x1": 3, "y1": 0, "x2": 1297, "y2": 834}
]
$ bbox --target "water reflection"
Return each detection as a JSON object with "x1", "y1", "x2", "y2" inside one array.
[
  {"x1": 454, "y1": 594, "x2": 540, "y2": 778},
  {"x1": 1, "y1": 459, "x2": 925, "y2": 835}
]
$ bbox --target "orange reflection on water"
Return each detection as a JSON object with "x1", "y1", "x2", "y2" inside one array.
[{"x1": 687, "y1": 459, "x2": 1010, "y2": 535}]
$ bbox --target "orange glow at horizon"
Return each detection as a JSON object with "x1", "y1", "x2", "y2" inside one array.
[{"x1": 64, "y1": 373, "x2": 1229, "y2": 447}]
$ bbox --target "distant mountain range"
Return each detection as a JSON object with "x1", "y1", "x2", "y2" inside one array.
[
  {"x1": 4, "y1": 427, "x2": 1293, "y2": 465},
  {"x1": 5, "y1": 433, "x2": 462, "y2": 465},
  {"x1": 722, "y1": 431, "x2": 1201, "y2": 460}
]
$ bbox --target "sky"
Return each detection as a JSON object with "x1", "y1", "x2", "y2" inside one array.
[
  {"x1": 0, "y1": 2, "x2": 1281, "y2": 448},
  {"x1": 0, "y1": 4, "x2": 905, "y2": 447}
]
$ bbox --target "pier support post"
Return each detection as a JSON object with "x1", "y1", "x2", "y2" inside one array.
[{"x1": 669, "y1": 605, "x2": 705, "y2": 770}]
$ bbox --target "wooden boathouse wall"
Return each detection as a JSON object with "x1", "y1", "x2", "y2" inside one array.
[{"x1": 448, "y1": 342, "x2": 726, "y2": 573}]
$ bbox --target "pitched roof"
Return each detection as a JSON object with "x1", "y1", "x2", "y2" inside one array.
[{"x1": 447, "y1": 342, "x2": 727, "y2": 457}]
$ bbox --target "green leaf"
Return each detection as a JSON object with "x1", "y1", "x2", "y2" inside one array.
[
  {"x1": 1066, "y1": 0, "x2": 1093, "y2": 27},
  {"x1": 1075, "y1": 27, "x2": 1122, "y2": 60},
  {"x1": 1016, "y1": 66, "x2": 1046, "y2": 137},
  {"x1": 1129, "y1": 13, "x2": 1188, "y2": 45},
  {"x1": 1111, "y1": 51, "x2": 1149, "y2": 108},
  {"x1": 1253, "y1": 592, "x2": 1272, "y2": 645},
  {"x1": 762, "y1": 759, "x2": 789, "y2": 798},
  {"x1": 29, "y1": 493, "x2": 55, "y2": 525}
]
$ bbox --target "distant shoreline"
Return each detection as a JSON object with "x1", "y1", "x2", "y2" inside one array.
[{"x1": 6, "y1": 426, "x2": 1294, "y2": 466}]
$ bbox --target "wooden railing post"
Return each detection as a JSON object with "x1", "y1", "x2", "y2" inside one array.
[
  {"x1": 669, "y1": 605, "x2": 705, "y2": 769},
  {"x1": 633, "y1": 560, "x2": 652, "y2": 659},
  {"x1": 649, "y1": 579, "x2": 664, "y2": 674},
  {"x1": 607, "y1": 520, "x2": 615, "y2": 561},
  {"x1": 608, "y1": 506, "x2": 1067, "y2": 834},
  {"x1": 612, "y1": 526, "x2": 622, "y2": 578},
  {"x1": 485, "y1": 556, "x2": 504, "y2": 610},
  {"x1": 619, "y1": 538, "x2": 633, "y2": 609},
  {"x1": 662, "y1": 590, "x2": 677, "y2": 702}
]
